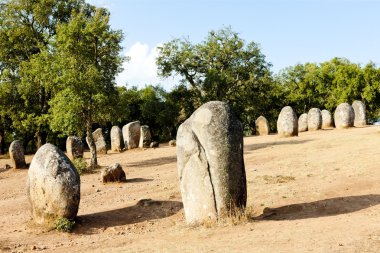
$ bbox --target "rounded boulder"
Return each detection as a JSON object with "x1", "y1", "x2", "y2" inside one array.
[
  {"x1": 277, "y1": 106, "x2": 298, "y2": 137},
  {"x1": 352, "y1": 100, "x2": 366, "y2": 127},
  {"x1": 334, "y1": 103, "x2": 354, "y2": 129},
  {"x1": 307, "y1": 108, "x2": 322, "y2": 131},
  {"x1": 298, "y1": 113, "x2": 308, "y2": 132}
]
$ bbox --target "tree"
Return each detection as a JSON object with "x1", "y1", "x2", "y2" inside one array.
[
  {"x1": 156, "y1": 27, "x2": 274, "y2": 133},
  {"x1": 49, "y1": 6, "x2": 124, "y2": 168}
]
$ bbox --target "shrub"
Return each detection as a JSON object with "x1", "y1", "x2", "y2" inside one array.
[
  {"x1": 55, "y1": 217, "x2": 75, "y2": 232},
  {"x1": 73, "y1": 158, "x2": 88, "y2": 175}
]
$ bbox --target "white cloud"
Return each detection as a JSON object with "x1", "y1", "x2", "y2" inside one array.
[
  {"x1": 85, "y1": 0, "x2": 111, "y2": 9},
  {"x1": 116, "y1": 42, "x2": 178, "y2": 91}
]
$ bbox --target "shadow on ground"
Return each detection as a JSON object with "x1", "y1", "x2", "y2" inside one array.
[
  {"x1": 255, "y1": 194, "x2": 380, "y2": 221},
  {"x1": 126, "y1": 177, "x2": 154, "y2": 183},
  {"x1": 75, "y1": 200, "x2": 183, "y2": 234},
  {"x1": 127, "y1": 156, "x2": 177, "y2": 168},
  {"x1": 245, "y1": 139, "x2": 313, "y2": 151}
]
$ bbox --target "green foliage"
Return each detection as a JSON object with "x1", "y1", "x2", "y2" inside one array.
[
  {"x1": 72, "y1": 158, "x2": 88, "y2": 175},
  {"x1": 55, "y1": 217, "x2": 75, "y2": 233}
]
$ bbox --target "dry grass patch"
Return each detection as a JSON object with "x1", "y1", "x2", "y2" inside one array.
[{"x1": 261, "y1": 175, "x2": 295, "y2": 184}]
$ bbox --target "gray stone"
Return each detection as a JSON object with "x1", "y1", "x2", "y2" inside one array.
[
  {"x1": 177, "y1": 101, "x2": 246, "y2": 224},
  {"x1": 92, "y1": 128, "x2": 107, "y2": 154},
  {"x1": 9, "y1": 140, "x2": 26, "y2": 169},
  {"x1": 277, "y1": 106, "x2": 298, "y2": 137},
  {"x1": 255, "y1": 116, "x2": 269, "y2": 136},
  {"x1": 321, "y1": 110, "x2": 334, "y2": 129},
  {"x1": 168, "y1": 140, "x2": 176, "y2": 147},
  {"x1": 352, "y1": 100, "x2": 366, "y2": 127},
  {"x1": 101, "y1": 163, "x2": 126, "y2": 183},
  {"x1": 110, "y1": 126, "x2": 123, "y2": 152},
  {"x1": 298, "y1": 113, "x2": 308, "y2": 132},
  {"x1": 66, "y1": 136, "x2": 84, "y2": 160},
  {"x1": 139, "y1": 125, "x2": 152, "y2": 148},
  {"x1": 27, "y1": 143, "x2": 80, "y2": 226},
  {"x1": 150, "y1": 141, "x2": 159, "y2": 148},
  {"x1": 122, "y1": 121, "x2": 141, "y2": 149},
  {"x1": 307, "y1": 108, "x2": 322, "y2": 131},
  {"x1": 334, "y1": 103, "x2": 354, "y2": 129}
]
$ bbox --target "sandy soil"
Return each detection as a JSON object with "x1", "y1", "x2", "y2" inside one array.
[{"x1": 1, "y1": 126, "x2": 380, "y2": 252}]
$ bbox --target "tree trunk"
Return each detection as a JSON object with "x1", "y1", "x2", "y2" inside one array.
[
  {"x1": 86, "y1": 125, "x2": 97, "y2": 169},
  {"x1": 0, "y1": 124, "x2": 4, "y2": 155},
  {"x1": 36, "y1": 131, "x2": 47, "y2": 149}
]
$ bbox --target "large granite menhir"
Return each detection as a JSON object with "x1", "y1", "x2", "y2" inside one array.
[
  {"x1": 122, "y1": 121, "x2": 141, "y2": 149},
  {"x1": 177, "y1": 101, "x2": 247, "y2": 224},
  {"x1": 277, "y1": 106, "x2": 298, "y2": 137}
]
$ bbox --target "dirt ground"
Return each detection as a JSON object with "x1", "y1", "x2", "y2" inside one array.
[{"x1": 1, "y1": 126, "x2": 380, "y2": 252}]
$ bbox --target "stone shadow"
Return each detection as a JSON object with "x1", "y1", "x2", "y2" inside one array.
[
  {"x1": 75, "y1": 200, "x2": 183, "y2": 234},
  {"x1": 127, "y1": 156, "x2": 177, "y2": 168},
  {"x1": 126, "y1": 177, "x2": 154, "y2": 183},
  {"x1": 245, "y1": 139, "x2": 313, "y2": 151},
  {"x1": 255, "y1": 194, "x2": 380, "y2": 221}
]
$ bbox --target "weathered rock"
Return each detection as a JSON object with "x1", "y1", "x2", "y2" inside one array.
[
  {"x1": 92, "y1": 128, "x2": 107, "y2": 154},
  {"x1": 139, "y1": 125, "x2": 152, "y2": 148},
  {"x1": 101, "y1": 163, "x2": 126, "y2": 183},
  {"x1": 122, "y1": 121, "x2": 141, "y2": 149},
  {"x1": 298, "y1": 113, "x2": 308, "y2": 132},
  {"x1": 334, "y1": 103, "x2": 354, "y2": 129},
  {"x1": 9, "y1": 140, "x2": 26, "y2": 169},
  {"x1": 307, "y1": 108, "x2": 322, "y2": 131},
  {"x1": 66, "y1": 136, "x2": 84, "y2": 160},
  {"x1": 321, "y1": 110, "x2": 334, "y2": 129},
  {"x1": 352, "y1": 100, "x2": 366, "y2": 127},
  {"x1": 255, "y1": 116, "x2": 269, "y2": 136},
  {"x1": 110, "y1": 126, "x2": 123, "y2": 152},
  {"x1": 168, "y1": 140, "x2": 176, "y2": 147},
  {"x1": 177, "y1": 101, "x2": 246, "y2": 224},
  {"x1": 150, "y1": 141, "x2": 159, "y2": 148},
  {"x1": 27, "y1": 143, "x2": 80, "y2": 226},
  {"x1": 277, "y1": 106, "x2": 298, "y2": 137}
]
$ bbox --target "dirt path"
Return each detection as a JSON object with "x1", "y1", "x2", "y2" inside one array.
[{"x1": 1, "y1": 126, "x2": 380, "y2": 252}]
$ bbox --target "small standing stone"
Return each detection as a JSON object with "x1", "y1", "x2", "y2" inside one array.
[
  {"x1": 139, "y1": 125, "x2": 152, "y2": 148},
  {"x1": 321, "y1": 110, "x2": 334, "y2": 129},
  {"x1": 168, "y1": 140, "x2": 176, "y2": 147},
  {"x1": 92, "y1": 128, "x2": 107, "y2": 154},
  {"x1": 277, "y1": 106, "x2": 298, "y2": 137},
  {"x1": 352, "y1": 100, "x2": 366, "y2": 127},
  {"x1": 101, "y1": 163, "x2": 126, "y2": 183},
  {"x1": 307, "y1": 108, "x2": 322, "y2": 131},
  {"x1": 150, "y1": 141, "x2": 159, "y2": 148},
  {"x1": 334, "y1": 103, "x2": 354, "y2": 129},
  {"x1": 298, "y1": 113, "x2": 308, "y2": 132},
  {"x1": 9, "y1": 140, "x2": 26, "y2": 169},
  {"x1": 122, "y1": 121, "x2": 141, "y2": 149},
  {"x1": 66, "y1": 136, "x2": 84, "y2": 160},
  {"x1": 110, "y1": 126, "x2": 123, "y2": 152},
  {"x1": 255, "y1": 116, "x2": 269, "y2": 136}
]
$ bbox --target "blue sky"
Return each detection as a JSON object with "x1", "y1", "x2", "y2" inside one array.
[{"x1": 87, "y1": 0, "x2": 380, "y2": 90}]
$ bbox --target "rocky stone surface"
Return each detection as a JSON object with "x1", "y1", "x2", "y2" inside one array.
[
  {"x1": 168, "y1": 140, "x2": 176, "y2": 147},
  {"x1": 66, "y1": 136, "x2": 84, "y2": 160},
  {"x1": 177, "y1": 101, "x2": 247, "y2": 224},
  {"x1": 139, "y1": 125, "x2": 152, "y2": 148},
  {"x1": 9, "y1": 140, "x2": 26, "y2": 169},
  {"x1": 110, "y1": 126, "x2": 123, "y2": 152},
  {"x1": 307, "y1": 108, "x2": 322, "y2": 131},
  {"x1": 277, "y1": 106, "x2": 298, "y2": 137},
  {"x1": 298, "y1": 113, "x2": 308, "y2": 132},
  {"x1": 150, "y1": 141, "x2": 159, "y2": 148},
  {"x1": 92, "y1": 128, "x2": 107, "y2": 154},
  {"x1": 352, "y1": 100, "x2": 366, "y2": 127},
  {"x1": 321, "y1": 110, "x2": 334, "y2": 129},
  {"x1": 334, "y1": 103, "x2": 354, "y2": 129},
  {"x1": 27, "y1": 143, "x2": 80, "y2": 226},
  {"x1": 122, "y1": 121, "x2": 141, "y2": 149},
  {"x1": 255, "y1": 116, "x2": 269, "y2": 135},
  {"x1": 101, "y1": 163, "x2": 126, "y2": 183}
]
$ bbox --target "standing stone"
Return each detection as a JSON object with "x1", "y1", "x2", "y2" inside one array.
[
  {"x1": 66, "y1": 136, "x2": 84, "y2": 160},
  {"x1": 139, "y1": 125, "x2": 152, "y2": 148},
  {"x1": 277, "y1": 106, "x2": 298, "y2": 137},
  {"x1": 321, "y1": 110, "x2": 334, "y2": 129},
  {"x1": 168, "y1": 140, "x2": 176, "y2": 147},
  {"x1": 150, "y1": 141, "x2": 159, "y2": 148},
  {"x1": 110, "y1": 126, "x2": 123, "y2": 152},
  {"x1": 334, "y1": 103, "x2": 354, "y2": 129},
  {"x1": 92, "y1": 128, "x2": 107, "y2": 154},
  {"x1": 122, "y1": 121, "x2": 141, "y2": 149},
  {"x1": 255, "y1": 116, "x2": 269, "y2": 136},
  {"x1": 298, "y1": 113, "x2": 308, "y2": 132},
  {"x1": 9, "y1": 140, "x2": 26, "y2": 169},
  {"x1": 352, "y1": 100, "x2": 366, "y2": 127},
  {"x1": 177, "y1": 101, "x2": 246, "y2": 224},
  {"x1": 307, "y1": 108, "x2": 322, "y2": 131},
  {"x1": 27, "y1": 144, "x2": 80, "y2": 226},
  {"x1": 101, "y1": 163, "x2": 126, "y2": 183}
]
